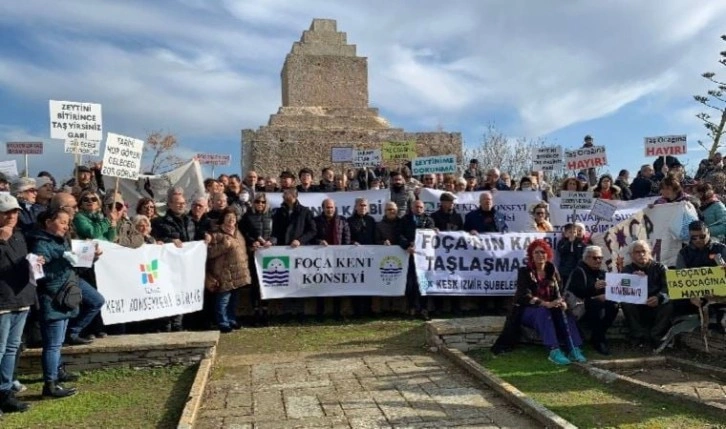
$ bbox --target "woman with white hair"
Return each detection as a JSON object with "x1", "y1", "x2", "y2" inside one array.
[{"x1": 621, "y1": 240, "x2": 673, "y2": 349}]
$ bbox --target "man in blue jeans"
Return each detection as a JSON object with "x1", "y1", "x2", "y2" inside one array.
[{"x1": 0, "y1": 194, "x2": 38, "y2": 414}]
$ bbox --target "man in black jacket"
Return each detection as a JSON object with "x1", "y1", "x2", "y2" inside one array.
[
  {"x1": 347, "y1": 198, "x2": 377, "y2": 316},
  {"x1": 629, "y1": 164, "x2": 658, "y2": 199},
  {"x1": 567, "y1": 245, "x2": 618, "y2": 355},
  {"x1": 430, "y1": 192, "x2": 464, "y2": 315},
  {"x1": 401, "y1": 200, "x2": 435, "y2": 320}
]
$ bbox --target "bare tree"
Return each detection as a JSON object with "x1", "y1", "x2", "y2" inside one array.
[
  {"x1": 695, "y1": 34, "x2": 726, "y2": 156},
  {"x1": 143, "y1": 131, "x2": 184, "y2": 174}
]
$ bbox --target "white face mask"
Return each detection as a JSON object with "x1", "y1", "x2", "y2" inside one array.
[{"x1": 239, "y1": 192, "x2": 250, "y2": 203}]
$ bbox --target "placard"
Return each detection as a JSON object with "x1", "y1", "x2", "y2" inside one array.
[
  {"x1": 100, "y1": 133, "x2": 144, "y2": 180},
  {"x1": 352, "y1": 149, "x2": 382, "y2": 168},
  {"x1": 533, "y1": 146, "x2": 563, "y2": 171},
  {"x1": 644, "y1": 135, "x2": 687, "y2": 157},
  {"x1": 382, "y1": 141, "x2": 416, "y2": 161},
  {"x1": 0, "y1": 160, "x2": 18, "y2": 178},
  {"x1": 72, "y1": 240, "x2": 98, "y2": 268},
  {"x1": 605, "y1": 273, "x2": 648, "y2": 304},
  {"x1": 411, "y1": 155, "x2": 457, "y2": 175},
  {"x1": 590, "y1": 198, "x2": 617, "y2": 221},
  {"x1": 49, "y1": 100, "x2": 103, "y2": 141},
  {"x1": 64, "y1": 139, "x2": 100, "y2": 156},
  {"x1": 559, "y1": 191, "x2": 593, "y2": 210},
  {"x1": 6, "y1": 142, "x2": 43, "y2": 155},
  {"x1": 331, "y1": 147, "x2": 353, "y2": 163},
  {"x1": 665, "y1": 266, "x2": 726, "y2": 300},
  {"x1": 564, "y1": 146, "x2": 607, "y2": 170},
  {"x1": 196, "y1": 153, "x2": 231, "y2": 166}
]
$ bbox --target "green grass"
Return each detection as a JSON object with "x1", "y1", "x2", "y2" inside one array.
[
  {"x1": 1, "y1": 365, "x2": 196, "y2": 429},
  {"x1": 469, "y1": 346, "x2": 726, "y2": 429}
]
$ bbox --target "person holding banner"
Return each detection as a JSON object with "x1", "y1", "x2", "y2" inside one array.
[
  {"x1": 389, "y1": 172, "x2": 415, "y2": 218},
  {"x1": 241, "y1": 193, "x2": 275, "y2": 325},
  {"x1": 314, "y1": 199, "x2": 352, "y2": 320},
  {"x1": 401, "y1": 200, "x2": 435, "y2": 320},
  {"x1": 347, "y1": 198, "x2": 378, "y2": 317},
  {"x1": 621, "y1": 241, "x2": 673, "y2": 349},
  {"x1": 464, "y1": 192, "x2": 508, "y2": 234},
  {"x1": 492, "y1": 239, "x2": 586, "y2": 365}
]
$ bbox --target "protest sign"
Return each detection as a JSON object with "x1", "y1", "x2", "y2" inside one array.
[
  {"x1": 95, "y1": 241, "x2": 206, "y2": 324},
  {"x1": 533, "y1": 146, "x2": 563, "y2": 171},
  {"x1": 266, "y1": 189, "x2": 389, "y2": 221},
  {"x1": 103, "y1": 160, "x2": 206, "y2": 211},
  {"x1": 196, "y1": 153, "x2": 231, "y2": 166},
  {"x1": 550, "y1": 196, "x2": 656, "y2": 234},
  {"x1": 6, "y1": 142, "x2": 43, "y2": 155},
  {"x1": 417, "y1": 188, "x2": 542, "y2": 233},
  {"x1": 0, "y1": 160, "x2": 18, "y2": 178},
  {"x1": 564, "y1": 146, "x2": 607, "y2": 170},
  {"x1": 71, "y1": 240, "x2": 97, "y2": 268},
  {"x1": 590, "y1": 199, "x2": 617, "y2": 221},
  {"x1": 605, "y1": 273, "x2": 648, "y2": 304},
  {"x1": 64, "y1": 139, "x2": 100, "y2": 156},
  {"x1": 414, "y1": 230, "x2": 559, "y2": 296},
  {"x1": 352, "y1": 149, "x2": 382, "y2": 168},
  {"x1": 590, "y1": 202, "x2": 693, "y2": 270},
  {"x1": 411, "y1": 155, "x2": 457, "y2": 175},
  {"x1": 49, "y1": 100, "x2": 103, "y2": 141},
  {"x1": 665, "y1": 267, "x2": 726, "y2": 299},
  {"x1": 559, "y1": 191, "x2": 593, "y2": 210},
  {"x1": 644, "y1": 135, "x2": 687, "y2": 158},
  {"x1": 382, "y1": 141, "x2": 416, "y2": 161},
  {"x1": 331, "y1": 147, "x2": 353, "y2": 163},
  {"x1": 101, "y1": 133, "x2": 144, "y2": 180},
  {"x1": 26, "y1": 254, "x2": 44, "y2": 285},
  {"x1": 255, "y1": 245, "x2": 408, "y2": 299}
]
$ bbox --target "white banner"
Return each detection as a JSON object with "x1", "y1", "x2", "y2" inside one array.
[
  {"x1": 533, "y1": 146, "x2": 563, "y2": 171},
  {"x1": 49, "y1": 100, "x2": 103, "y2": 141},
  {"x1": 550, "y1": 196, "x2": 657, "y2": 234},
  {"x1": 6, "y1": 142, "x2": 43, "y2": 155},
  {"x1": 559, "y1": 191, "x2": 593, "y2": 210},
  {"x1": 414, "y1": 230, "x2": 559, "y2": 296},
  {"x1": 418, "y1": 189, "x2": 542, "y2": 233},
  {"x1": 644, "y1": 135, "x2": 687, "y2": 158},
  {"x1": 255, "y1": 245, "x2": 408, "y2": 299},
  {"x1": 591, "y1": 202, "x2": 691, "y2": 270},
  {"x1": 101, "y1": 133, "x2": 144, "y2": 180},
  {"x1": 590, "y1": 198, "x2": 618, "y2": 221},
  {"x1": 0, "y1": 160, "x2": 18, "y2": 178},
  {"x1": 95, "y1": 241, "x2": 207, "y2": 324},
  {"x1": 605, "y1": 273, "x2": 648, "y2": 304},
  {"x1": 196, "y1": 153, "x2": 231, "y2": 166},
  {"x1": 564, "y1": 145, "x2": 607, "y2": 170},
  {"x1": 266, "y1": 189, "x2": 389, "y2": 221},
  {"x1": 411, "y1": 155, "x2": 457, "y2": 175},
  {"x1": 103, "y1": 160, "x2": 206, "y2": 212},
  {"x1": 352, "y1": 149, "x2": 382, "y2": 168},
  {"x1": 64, "y1": 139, "x2": 100, "y2": 156},
  {"x1": 331, "y1": 147, "x2": 353, "y2": 163}
]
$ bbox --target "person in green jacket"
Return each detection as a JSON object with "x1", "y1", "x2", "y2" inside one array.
[
  {"x1": 696, "y1": 183, "x2": 726, "y2": 242},
  {"x1": 73, "y1": 190, "x2": 120, "y2": 241}
]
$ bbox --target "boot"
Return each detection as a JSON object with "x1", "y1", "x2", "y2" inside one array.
[
  {"x1": 42, "y1": 382, "x2": 77, "y2": 398},
  {"x1": 0, "y1": 390, "x2": 30, "y2": 413},
  {"x1": 260, "y1": 308, "x2": 269, "y2": 327},
  {"x1": 58, "y1": 366, "x2": 80, "y2": 383}
]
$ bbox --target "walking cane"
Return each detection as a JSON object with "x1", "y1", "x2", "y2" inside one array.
[{"x1": 552, "y1": 275, "x2": 577, "y2": 352}]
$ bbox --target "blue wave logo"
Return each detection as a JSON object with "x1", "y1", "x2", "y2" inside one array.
[
  {"x1": 379, "y1": 256, "x2": 403, "y2": 286},
  {"x1": 262, "y1": 256, "x2": 290, "y2": 287}
]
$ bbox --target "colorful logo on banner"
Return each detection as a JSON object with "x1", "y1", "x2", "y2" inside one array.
[
  {"x1": 379, "y1": 256, "x2": 404, "y2": 285},
  {"x1": 262, "y1": 256, "x2": 290, "y2": 286},
  {"x1": 140, "y1": 259, "x2": 159, "y2": 285}
]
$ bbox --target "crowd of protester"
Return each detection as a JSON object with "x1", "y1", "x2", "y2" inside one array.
[{"x1": 1, "y1": 134, "x2": 726, "y2": 414}]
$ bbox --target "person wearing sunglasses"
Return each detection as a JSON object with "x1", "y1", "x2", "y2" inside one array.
[
  {"x1": 529, "y1": 202, "x2": 553, "y2": 232},
  {"x1": 103, "y1": 192, "x2": 143, "y2": 249},
  {"x1": 565, "y1": 245, "x2": 618, "y2": 355},
  {"x1": 10, "y1": 177, "x2": 45, "y2": 235},
  {"x1": 240, "y1": 193, "x2": 275, "y2": 326},
  {"x1": 73, "y1": 190, "x2": 120, "y2": 242}
]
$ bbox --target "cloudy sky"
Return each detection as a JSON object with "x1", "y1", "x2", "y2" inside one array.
[{"x1": 0, "y1": 0, "x2": 724, "y2": 182}]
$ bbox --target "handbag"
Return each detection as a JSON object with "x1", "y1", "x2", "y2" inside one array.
[
  {"x1": 564, "y1": 268, "x2": 586, "y2": 319},
  {"x1": 53, "y1": 273, "x2": 83, "y2": 311}
]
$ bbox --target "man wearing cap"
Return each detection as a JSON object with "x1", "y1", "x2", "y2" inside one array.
[
  {"x1": 11, "y1": 177, "x2": 45, "y2": 235},
  {"x1": 279, "y1": 170, "x2": 296, "y2": 191},
  {"x1": 431, "y1": 192, "x2": 464, "y2": 232},
  {"x1": 67, "y1": 164, "x2": 105, "y2": 200},
  {"x1": 580, "y1": 135, "x2": 598, "y2": 187},
  {"x1": 463, "y1": 159, "x2": 485, "y2": 183}
]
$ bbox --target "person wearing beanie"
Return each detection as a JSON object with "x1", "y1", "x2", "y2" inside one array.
[
  {"x1": 66, "y1": 164, "x2": 105, "y2": 200},
  {"x1": 576, "y1": 172, "x2": 590, "y2": 191},
  {"x1": 11, "y1": 177, "x2": 45, "y2": 235}
]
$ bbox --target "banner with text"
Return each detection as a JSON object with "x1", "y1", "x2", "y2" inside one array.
[
  {"x1": 533, "y1": 146, "x2": 563, "y2": 171},
  {"x1": 665, "y1": 267, "x2": 726, "y2": 300},
  {"x1": 550, "y1": 196, "x2": 657, "y2": 234},
  {"x1": 65, "y1": 139, "x2": 100, "y2": 156},
  {"x1": 266, "y1": 189, "x2": 389, "y2": 221},
  {"x1": 559, "y1": 191, "x2": 593, "y2": 210},
  {"x1": 418, "y1": 189, "x2": 542, "y2": 232},
  {"x1": 644, "y1": 135, "x2": 687, "y2": 158},
  {"x1": 352, "y1": 149, "x2": 382, "y2": 168},
  {"x1": 591, "y1": 202, "x2": 691, "y2": 271},
  {"x1": 0, "y1": 160, "x2": 18, "y2": 178},
  {"x1": 95, "y1": 241, "x2": 207, "y2": 324},
  {"x1": 605, "y1": 273, "x2": 648, "y2": 304},
  {"x1": 6, "y1": 142, "x2": 43, "y2": 155},
  {"x1": 414, "y1": 230, "x2": 559, "y2": 296},
  {"x1": 382, "y1": 141, "x2": 416, "y2": 161},
  {"x1": 196, "y1": 153, "x2": 231, "y2": 166},
  {"x1": 101, "y1": 133, "x2": 144, "y2": 180},
  {"x1": 255, "y1": 245, "x2": 408, "y2": 299},
  {"x1": 411, "y1": 155, "x2": 457, "y2": 175},
  {"x1": 564, "y1": 146, "x2": 607, "y2": 171},
  {"x1": 49, "y1": 100, "x2": 103, "y2": 141},
  {"x1": 331, "y1": 147, "x2": 353, "y2": 163}
]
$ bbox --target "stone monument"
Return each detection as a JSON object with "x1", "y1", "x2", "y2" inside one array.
[{"x1": 242, "y1": 18, "x2": 462, "y2": 178}]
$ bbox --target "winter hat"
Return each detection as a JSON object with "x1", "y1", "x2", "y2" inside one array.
[{"x1": 11, "y1": 177, "x2": 36, "y2": 195}]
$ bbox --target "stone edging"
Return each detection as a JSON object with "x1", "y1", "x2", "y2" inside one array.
[
  {"x1": 177, "y1": 345, "x2": 217, "y2": 429},
  {"x1": 440, "y1": 347, "x2": 577, "y2": 429}
]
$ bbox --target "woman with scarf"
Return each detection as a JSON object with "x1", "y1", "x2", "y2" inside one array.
[
  {"x1": 74, "y1": 190, "x2": 120, "y2": 241},
  {"x1": 491, "y1": 239, "x2": 586, "y2": 365},
  {"x1": 529, "y1": 202, "x2": 554, "y2": 232},
  {"x1": 240, "y1": 193, "x2": 275, "y2": 325},
  {"x1": 592, "y1": 174, "x2": 622, "y2": 200},
  {"x1": 695, "y1": 183, "x2": 726, "y2": 242}
]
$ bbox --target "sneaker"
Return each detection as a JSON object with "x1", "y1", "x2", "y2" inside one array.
[
  {"x1": 11, "y1": 381, "x2": 27, "y2": 393},
  {"x1": 568, "y1": 347, "x2": 587, "y2": 363},
  {"x1": 548, "y1": 348, "x2": 571, "y2": 365}
]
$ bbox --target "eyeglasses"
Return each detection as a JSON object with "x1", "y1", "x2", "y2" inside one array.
[
  {"x1": 191, "y1": 203, "x2": 204, "y2": 208},
  {"x1": 25, "y1": 189, "x2": 38, "y2": 193},
  {"x1": 61, "y1": 205, "x2": 78, "y2": 211},
  {"x1": 690, "y1": 234, "x2": 707, "y2": 240},
  {"x1": 534, "y1": 211, "x2": 546, "y2": 215},
  {"x1": 81, "y1": 197, "x2": 98, "y2": 203},
  {"x1": 107, "y1": 202, "x2": 124, "y2": 211},
  {"x1": 253, "y1": 200, "x2": 266, "y2": 204},
  {"x1": 590, "y1": 256, "x2": 603, "y2": 260}
]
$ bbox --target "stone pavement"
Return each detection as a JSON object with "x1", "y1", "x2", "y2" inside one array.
[
  {"x1": 616, "y1": 365, "x2": 726, "y2": 405},
  {"x1": 196, "y1": 348, "x2": 540, "y2": 429}
]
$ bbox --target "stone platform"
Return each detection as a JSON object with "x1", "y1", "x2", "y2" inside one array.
[{"x1": 19, "y1": 331, "x2": 219, "y2": 373}]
